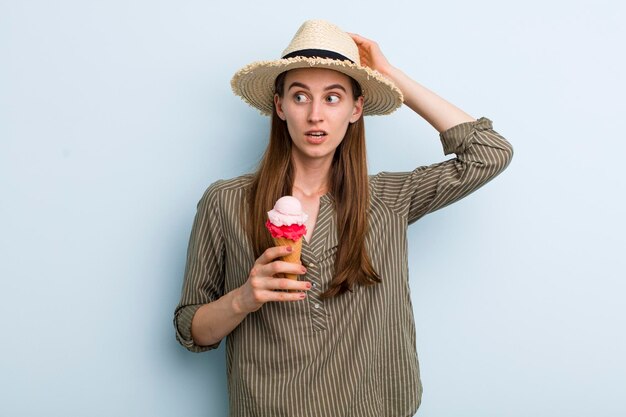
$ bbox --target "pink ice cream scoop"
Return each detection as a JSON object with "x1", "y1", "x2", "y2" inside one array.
[{"x1": 267, "y1": 196, "x2": 309, "y2": 227}]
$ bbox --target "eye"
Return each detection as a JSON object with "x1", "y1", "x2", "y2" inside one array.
[
  {"x1": 326, "y1": 94, "x2": 340, "y2": 104},
  {"x1": 294, "y1": 93, "x2": 308, "y2": 103}
]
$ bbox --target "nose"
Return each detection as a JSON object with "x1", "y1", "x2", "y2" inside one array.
[{"x1": 307, "y1": 99, "x2": 323, "y2": 123}]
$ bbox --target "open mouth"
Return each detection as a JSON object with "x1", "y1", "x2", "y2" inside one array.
[
  {"x1": 305, "y1": 131, "x2": 328, "y2": 138},
  {"x1": 305, "y1": 130, "x2": 328, "y2": 143}
]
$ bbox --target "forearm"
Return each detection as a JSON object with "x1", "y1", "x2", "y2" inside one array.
[
  {"x1": 382, "y1": 66, "x2": 476, "y2": 133},
  {"x1": 191, "y1": 287, "x2": 248, "y2": 347}
]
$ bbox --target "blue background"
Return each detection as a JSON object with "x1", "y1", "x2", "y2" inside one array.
[{"x1": 1, "y1": 1, "x2": 625, "y2": 416}]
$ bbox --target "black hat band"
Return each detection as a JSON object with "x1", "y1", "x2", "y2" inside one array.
[{"x1": 282, "y1": 49, "x2": 355, "y2": 64}]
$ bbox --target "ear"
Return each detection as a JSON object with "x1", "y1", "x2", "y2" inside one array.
[
  {"x1": 274, "y1": 94, "x2": 286, "y2": 121},
  {"x1": 349, "y1": 95, "x2": 364, "y2": 123}
]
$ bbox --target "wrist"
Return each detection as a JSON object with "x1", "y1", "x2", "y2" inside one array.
[
  {"x1": 383, "y1": 65, "x2": 406, "y2": 86},
  {"x1": 230, "y1": 287, "x2": 249, "y2": 316}
]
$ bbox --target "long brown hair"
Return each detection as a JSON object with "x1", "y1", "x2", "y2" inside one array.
[{"x1": 245, "y1": 70, "x2": 380, "y2": 298}]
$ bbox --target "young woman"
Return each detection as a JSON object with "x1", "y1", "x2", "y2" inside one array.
[{"x1": 174, "y1": 20, "x2": 513, "y2": 417}]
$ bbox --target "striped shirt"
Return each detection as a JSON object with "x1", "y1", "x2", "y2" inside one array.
[{"x1": 174, "y1": 116, "x2": 513, "y2": 417}]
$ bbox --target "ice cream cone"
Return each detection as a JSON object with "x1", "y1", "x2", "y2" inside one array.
[
  {"x1": 273, "y1": 236, "x2": 303, "y2": 280},
  {"x1": 266, "y1": 196, "x2": 308, "y2": 283}
]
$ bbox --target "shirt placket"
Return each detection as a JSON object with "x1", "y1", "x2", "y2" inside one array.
[{"x1": 301, "y1": 194, "x2": 335, "y2": 332}]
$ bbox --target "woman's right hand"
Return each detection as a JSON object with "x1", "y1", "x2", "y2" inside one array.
[{"x1": 235, "y1": 245, "x2": 311, "y2": 314}]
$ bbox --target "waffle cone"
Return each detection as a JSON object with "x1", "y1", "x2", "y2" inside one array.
[{"x1": 272, "y1": 236, "x2": 303, "y2": 280}]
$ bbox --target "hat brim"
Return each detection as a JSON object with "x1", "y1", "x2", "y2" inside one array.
[{"x1": 231, "y1": 56, "x2": 403, "y2": 116}]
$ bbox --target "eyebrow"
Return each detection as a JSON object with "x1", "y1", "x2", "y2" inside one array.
[{"x1": 287, "y1": 82, "x2": 347, "y2": 93}]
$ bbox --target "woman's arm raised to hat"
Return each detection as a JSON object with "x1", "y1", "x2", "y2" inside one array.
[
  {"x1": 349, "y1": 33, "x2": 476, "y2": 133},
  {"x1": 353, "y1": 33, "x2": 514, "y2": 226}
]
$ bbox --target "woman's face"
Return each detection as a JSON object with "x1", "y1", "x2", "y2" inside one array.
[{"x1": 274, "y1": 68, "x2": 363, "y2": 165}]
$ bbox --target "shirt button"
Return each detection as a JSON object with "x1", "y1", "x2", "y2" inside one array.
[
  {"x1": 312, "y1": 283, "x2": 317, "y2": 288},
  {"x1": 309, "y1": 263, "x2": 316, "y2": 268},
  {"x1": 315, "y1": 303, "x2": 320, "y2": 309}
]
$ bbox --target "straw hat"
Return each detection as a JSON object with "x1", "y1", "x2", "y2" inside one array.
[{"x1": 231, "y1": 20, "x2": 403, "y2": 116}]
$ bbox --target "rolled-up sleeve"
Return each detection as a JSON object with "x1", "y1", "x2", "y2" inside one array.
[
  {"x1": 370, "y1": 117, "x2": 513, "y2": 224},
  {"x1": 173, "y1": 183, "x2": 226, "y2": 352}
]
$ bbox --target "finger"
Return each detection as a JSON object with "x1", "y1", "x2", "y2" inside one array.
[
  {"x1": 255, "y1": 245, "x2": 294, "y2": 266},
  {"x1": 348, "y1": 32, "x2": 374, "y2": 45},
  {"x1": 348, "y1": 32, "x2": 362, "y2": 42},
  {"x1": 257, "y1": 260, "x2": 307, "y2": 279},
  {"x1": 272, "y1": 260, "x2": 307, "y2": 276},
  {"x1": 259, "y1": 289, "x2": 308, "y2": 303},
  {"x1": 348, "y1": 32, "x2": 365, "y2": 41},
  {"x1": 266, "y1": 277, "x2": 312, "y2": 292}
]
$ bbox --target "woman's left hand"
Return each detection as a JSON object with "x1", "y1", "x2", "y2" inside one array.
[
  {"x1": 348, "y1": 33, "x2": 394, "y2": 77},
  {"x1": 350, "y1": 31, "x2": 475, "y2": 132}
]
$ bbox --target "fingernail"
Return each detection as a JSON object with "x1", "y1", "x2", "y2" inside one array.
[
  {"x1": 286, "y1": 246, "x2": 293, "y2": 252},
  {"x1": 301, "y1": 267, "x2": 307, "y2": 273},
  {"x1": 299, "y1": 292, "x2": 306, "y2": 299},
  {"x1": 306, "y1": 282, "x2": 312, "y2": 289}
]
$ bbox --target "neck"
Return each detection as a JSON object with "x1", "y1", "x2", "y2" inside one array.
[
  {"x1": 293, "y1": 182, "x2": 328, "y2": 198},
  {"x1": 291, "y1": 154, "x2": 332, "y2": 197}
]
